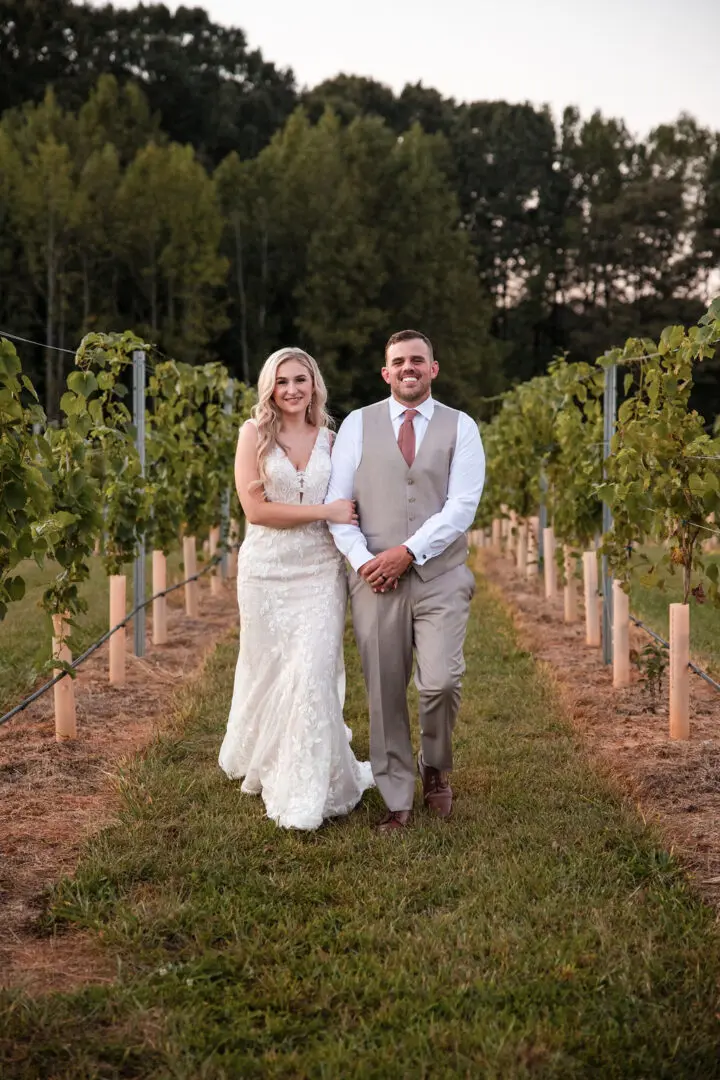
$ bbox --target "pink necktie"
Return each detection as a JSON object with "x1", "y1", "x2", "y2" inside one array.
[{"x1": 398, "y1": 409, "x2": 419, "y2": 467}]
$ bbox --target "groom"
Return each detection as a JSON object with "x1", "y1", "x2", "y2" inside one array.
[{"x1": 326, "y1": 330, "x2": 485, "y2": 832}]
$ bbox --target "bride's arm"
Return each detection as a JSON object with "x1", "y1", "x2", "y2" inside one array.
[{"x1": 235, "y1": 422, "x2": 356, "y2": 529}]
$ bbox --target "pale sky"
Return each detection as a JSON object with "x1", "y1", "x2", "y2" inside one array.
[{"x1": 92, "y1": 0, "x2": 720, "y2": 136}]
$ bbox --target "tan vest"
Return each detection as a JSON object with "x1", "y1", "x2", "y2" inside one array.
[{"x1": 353, "y1": 399, "x2": 468, "y2": 583}]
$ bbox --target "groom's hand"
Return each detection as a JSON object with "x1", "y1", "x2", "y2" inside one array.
[{"x1": 360, "y1": 546, "x2": 414, "y2": 591}]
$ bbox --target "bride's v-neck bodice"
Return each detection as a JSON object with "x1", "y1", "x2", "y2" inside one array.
[
  {"x1": 238, "y1": 425, "x2": 341, "y2": 582},
  {"x1": 264, "y1": 427, "x2": 329, "y2": 506}
]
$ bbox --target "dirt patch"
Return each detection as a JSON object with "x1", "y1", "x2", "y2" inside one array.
[
  {"x1": 480, "y1": 550, "x2": 720, "y2": 911},
  {"x1": 0, "y1": 577, "x2": 238, "y2": 994}
]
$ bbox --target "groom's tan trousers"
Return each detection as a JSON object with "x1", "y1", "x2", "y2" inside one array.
[{"x1": 349, "y1": 562, "x2": 475, "y2": 813}]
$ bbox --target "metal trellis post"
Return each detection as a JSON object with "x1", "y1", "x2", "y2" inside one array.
[
  {"x1": 133, "y1": 349, "x2": 146, "y2": 657},
  {"x1": 538, "y1": 471, "x2": 548, "y2": 563},
  {"x1": 601, "y1": 363, "x2": 617, "y2": 665},
  {"x1": 220, "y1": 379, "x2": 235, "y2": 580}
]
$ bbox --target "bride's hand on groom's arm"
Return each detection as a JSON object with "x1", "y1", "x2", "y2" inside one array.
[
  {"x1": 360, "y1": 546, "x2": 414, "y2": 592},
  {"x1": 324, "y1": 499, "x2": 359, "y2": 525}
]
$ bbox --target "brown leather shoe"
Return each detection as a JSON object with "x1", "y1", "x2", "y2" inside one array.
[
  {"x1": 376, "y1": 810, "x2": 412, "y2": 834},
  {"x1": 417, "y1": 753, "x2": 453, "y2": 818}
]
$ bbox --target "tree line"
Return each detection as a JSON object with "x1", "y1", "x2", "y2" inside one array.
[{"x1": 1, "y1": 0, "x2": 718, "y2": 419}]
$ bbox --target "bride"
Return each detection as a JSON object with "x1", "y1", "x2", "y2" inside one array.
[{"x1": 218, "y1": 347, "x2": 374, "y2": 829}]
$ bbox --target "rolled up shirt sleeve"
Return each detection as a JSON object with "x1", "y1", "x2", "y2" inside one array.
[
  {"x1": 325, "y1": 411, "x2": 375, "y2": 571},
  {"x1": 404, "y1": 413, "x2": 485, "y2": 565}
]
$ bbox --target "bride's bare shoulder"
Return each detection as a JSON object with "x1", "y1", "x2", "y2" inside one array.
[{"x1": 237, "y1": 419, "x2": 259, "y2": 454}]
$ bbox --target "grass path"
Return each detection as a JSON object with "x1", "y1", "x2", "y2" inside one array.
[{"x1": 2, "y1": 575, "x2": 720, "y2": 1077}]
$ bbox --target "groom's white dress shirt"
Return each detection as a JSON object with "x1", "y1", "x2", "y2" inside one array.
[{"x1": 326, "y1": 395, "x2": 485, "y2": 571}]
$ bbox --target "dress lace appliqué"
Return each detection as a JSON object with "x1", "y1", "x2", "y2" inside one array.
[{"x1": 218, "y1": 428, "x2": 374, "y2": 829}]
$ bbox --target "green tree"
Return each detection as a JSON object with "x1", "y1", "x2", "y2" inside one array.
[
  {"x1": 0, "y1": 1, "x2": 297, "y2": 164},
  {"x1": 294, "y1": 115, "x2": 389, "y2": 411},
  {"x1": 8, "y1": 129, "x2": 79, "y2": 416},
  {"x1": 76, "y1": 74, "x2": 164, "y2": 167},
  {"x1": 74, "y1": 142, "x2": 122, "y2": 333},
  {"x1": 118, "y1": 142, "x2": 228, "y2": 359},
  {"x1": 374, "y1": 124, "x2": 504, "y2": 416},
  {"x1": 214, "y1": 150, "x2": 259, "y2": 385},
  {"x1": 302, "y1": 74, "x2": 401, "y2": 129}
]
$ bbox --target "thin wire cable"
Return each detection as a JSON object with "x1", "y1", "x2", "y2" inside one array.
[
  {"x1": 606, "y1": 499, "x2": 720, "y2": 540},
  {"x1": 481, "y1": 348, "x2": 691, "y2": 416},
  {"x1": 616, "y1": 351, "x2": 663, "y2": 365},
  {"x1": 0, "y1": 329, "x2": 77, "y2": 355},
  {"x1": 683, "y1": 519, "x2": 720, "y2": 537},
  {"x1": 640, "y1": 505, "x2": 720, "y2": 540},
  {"x1": 629, "y1": 613, "x2": 720, "y2": 694},
  {"x1": 0, "y1": 551, "x2": 233, "y2": 729},
  {"x1": 1, "y1": 329, "x2": 162, "y2": 376}
]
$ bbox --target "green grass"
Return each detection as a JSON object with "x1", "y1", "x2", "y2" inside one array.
[
  {"x1": 0, "y1": 551, "x2": 185, "y2": 716},
  {"x1": 2, "y1": 576, "x2": 720, "y2": 1077},
  {"x1": 629, "y1": 548, "x2": 720, "y2": 677}
]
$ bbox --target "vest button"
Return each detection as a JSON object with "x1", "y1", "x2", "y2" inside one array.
[{"x1": 407, "y1": 479, "x2": 414, "y2": 486}]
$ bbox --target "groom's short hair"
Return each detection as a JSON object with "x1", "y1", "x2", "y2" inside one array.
[{"x1": 385, "y1": 329, "x2": 434, "y2": 361}]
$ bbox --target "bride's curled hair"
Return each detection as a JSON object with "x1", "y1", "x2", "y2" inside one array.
[{"x1": 251, "y1": 347, "x2": 333, "y2": 489}]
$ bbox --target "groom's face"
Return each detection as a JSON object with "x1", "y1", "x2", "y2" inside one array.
[{"x1": 382, "y1": 339, "x2": 438, "y2": 405}]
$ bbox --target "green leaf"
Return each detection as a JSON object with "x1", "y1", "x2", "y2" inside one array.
[
  {"x1": 6, "y1": 575, "x2": 25, "y2": 601},
  {"x1": 688, "y1": 474, "x2": 704, "y2": 496},
  {"x1": 60, "y1": 391, "x2": 79, "y2": 417},
  {"x1": 21, "y1": 374, "x2": 40, "y2": 401},
  {"x1": 16, "y1": 531, "x2": 34, "y2": 559},
  {"x1": 0, "y1": 344, "x2": 21, "y2": 377},
  {"x1": 88, "y1": 399, "x2": 104, "y2": 428},
  {"x1": 4, "y1": 481, "x2": 25, "y2": 510},
  {"x1": 67, "y1": 371, "x2": 99, "y2": 399},
  {"x1": 659, "y1": 325, "x2": 685, "y2": 353},
  {"x1": 32, "y1": 511, "x2": 77, "y2": 538}
]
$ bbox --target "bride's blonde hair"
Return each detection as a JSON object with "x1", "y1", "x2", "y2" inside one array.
[{"x1": 252, "y1": 347, "x2": 333, "y2": 488}]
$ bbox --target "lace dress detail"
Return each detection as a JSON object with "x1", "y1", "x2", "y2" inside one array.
[{"x1": 218, "y1": 427, "x2": 374, "y2": 830}]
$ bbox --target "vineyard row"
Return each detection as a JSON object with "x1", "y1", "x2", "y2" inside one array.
[
  {"x1": 1, "y1": 330, "x2": 254, "y2": 735},
  {"x1": 473, "y1": 298, "x2": 720, "y2": 736}
]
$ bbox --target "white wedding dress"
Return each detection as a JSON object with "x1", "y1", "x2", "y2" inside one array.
[{"x1": 218, "y1": 426, "x2": 374, "y2": 830}]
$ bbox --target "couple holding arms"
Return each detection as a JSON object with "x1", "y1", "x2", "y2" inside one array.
[{"x1": 219, "y1": 330, "x2": 485, "y2": 833}]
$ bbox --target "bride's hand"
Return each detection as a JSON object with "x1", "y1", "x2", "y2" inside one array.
[{"x1": 324, "y1": 499, "x2": 359, "y2": 525}]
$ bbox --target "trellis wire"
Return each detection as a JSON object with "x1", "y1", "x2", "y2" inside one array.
[
  {"x1": 0, "y1": 329, "x2": 163, "y2": 374},
  {"x1": 0, "y1": 552, "x2": 229, "y2": 729},
  {"x1": 629, "y1": 614, "x2": 720, "y2": 694},
  {"x1": 0, "y1": 329, "x2": 76, "y2": 355}
]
